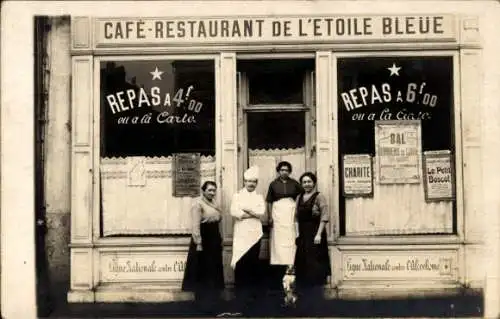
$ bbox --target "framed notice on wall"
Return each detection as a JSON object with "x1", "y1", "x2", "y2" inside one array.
[
  {"x1": 342, "y1": 154, "x2": 373, "y2": 197},
  {"x1": 375, "y1": 120, "x2": 422, "y2": 184},
  {"x1": 173, "y1": 153, "x2": 201, "y2": 197},
  {"x1": 423, "y1": 150, "x2": 455, "y2": 201}
]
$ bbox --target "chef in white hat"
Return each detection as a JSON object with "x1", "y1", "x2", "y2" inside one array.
[{"x1": 230, "y1": 165, "x2": 266, "y2": 309}]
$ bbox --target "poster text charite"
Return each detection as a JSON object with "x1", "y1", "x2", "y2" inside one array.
[
  {"x1": 343, "y1": 154, "x2": 373, "y2": 197},
  {"x1": 94, "y1": 15, "x2": 456, "y2": 46}
]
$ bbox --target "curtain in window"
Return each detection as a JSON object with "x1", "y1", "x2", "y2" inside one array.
[
  {"x1": 248, "y1": 147, "x2": 305, "y2": 197},
  {"x1": 345, "y1": 184, "x2": 453, "y2": 236},
  {"x1": 100, "y1": 156, "x2": 216, "y2": 236}
]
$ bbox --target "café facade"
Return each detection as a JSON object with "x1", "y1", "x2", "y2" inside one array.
[{"x1": 67, "y1": 8, "x2": 487, "y2": 303}]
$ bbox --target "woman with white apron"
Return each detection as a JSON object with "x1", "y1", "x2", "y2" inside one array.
[
  {"x1": 230, "y1": 166, "x2": 266, "y2": 312},
  {"x1": 265, "y1": 161, "x2": 303, "y2": 290}
]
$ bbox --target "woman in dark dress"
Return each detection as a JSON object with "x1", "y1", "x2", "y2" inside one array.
[
  {"x1": 182, "y1": 181, "x2": 224, "y2": 313},
  {"x1": 294, "y1": 172, "x2": 331, "y2": 309}
]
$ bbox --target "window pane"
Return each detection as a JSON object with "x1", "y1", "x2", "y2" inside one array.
[
  {"x1": 337, "y1": 56, "x2": 456, "y2": 236},
  {"x1": 100, "y1": 60, "x2": 215, "y2": 157},
  {"x1": 99, "y1": 59, "x2": 216, "y2": 236}
]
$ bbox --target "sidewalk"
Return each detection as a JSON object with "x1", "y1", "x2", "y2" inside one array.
[{"x1": 42, "y1": 291, "x2": 483, "y2": 318}]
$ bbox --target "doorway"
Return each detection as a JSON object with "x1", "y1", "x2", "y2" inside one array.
[{"x1": 236, "y1": 58, "x2": 316, "y2": 262}]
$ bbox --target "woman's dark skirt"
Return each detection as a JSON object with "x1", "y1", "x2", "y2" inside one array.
[
  {"x1": 182, "y1": 222, "x2": 224, "y2": 294},
  {"x1": 294, "y1": 222, "x2": 331, "y2": 288}
]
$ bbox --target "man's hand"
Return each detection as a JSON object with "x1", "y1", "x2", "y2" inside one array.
[
  {"x1": 196, "y1": 243, "x2": 203, "y2": 251},
  {"x1": 243, "y1": 209, "x2": 259, "y2": 218},
  {"x1": 238, "y1": 213, "x2": 251, "y2": 220},
  {"x1": 314, "y1": 235, "x2": 321, "y2": 244}
]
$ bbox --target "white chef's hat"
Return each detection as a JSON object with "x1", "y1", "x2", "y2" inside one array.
[{"x1": 243, "y1": 165, "x2": 259, "y2": 180}]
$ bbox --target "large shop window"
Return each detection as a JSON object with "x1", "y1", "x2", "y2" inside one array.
[
  {"x1": 337, "y1": 56, "x2": 456, "y2": 236},
  {"x1": 99, "y1": 59, "x2": 216, "y2": 236}
]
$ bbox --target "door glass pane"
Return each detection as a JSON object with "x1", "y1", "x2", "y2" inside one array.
[
  {"x1": 247, "y1": 112, "x2": 305, "y2": 149},
  {"x1": 247, "y1": 112, "x2": 306, "y2": 195}
]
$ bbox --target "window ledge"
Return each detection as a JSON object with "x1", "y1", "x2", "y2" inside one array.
[
  {"x1": 69, "y1": 236, "x2": 191, "y2": 248},
  {"x1": 334, "y1": 234, "x2": 462, "y2": 246}
]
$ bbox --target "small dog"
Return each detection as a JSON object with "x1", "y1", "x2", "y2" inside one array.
[{"x1": 282, "y1": 265, "x2": 297, "y2": 307}]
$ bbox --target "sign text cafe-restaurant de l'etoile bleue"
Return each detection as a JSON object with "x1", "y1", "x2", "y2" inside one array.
[{"x1": 100, "y1": 16, "x2": 448, "y2": 40}]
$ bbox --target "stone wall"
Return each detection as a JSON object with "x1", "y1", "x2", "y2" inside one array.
[{"x1": 44, "y1": 16, "x2": 72, "y2": 300}]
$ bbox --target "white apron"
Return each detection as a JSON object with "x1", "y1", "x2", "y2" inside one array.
[
  {"x1": 230, "y1": 189, "x2": 265, "y2": 269},
  {"x1": 270, "y1": 198, "x2": 297, "y2": 265},
  {"x1": 231, "y1": 218, "x2": 263, "y2": 268}
]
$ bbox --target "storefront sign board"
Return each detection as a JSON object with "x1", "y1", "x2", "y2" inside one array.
[
  {"x1": 100, "y1": 253, "x2": 188, "y2": 282},
  {"x1": 342, "y1": 250, "x2": 457, "y2": 280},
  {"x1": 92, "y1": 15, "x2": 457, "y2": 47}
]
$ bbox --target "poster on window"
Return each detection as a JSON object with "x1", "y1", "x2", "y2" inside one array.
[
  {"x1": 423, "y1": 150, "x2": 455, "y2": 201},
  {"x1": 342, "y1": 154, "x2": 373, "y2": 197},
  {"x1": 173, "y1": 153, "x2": 201, "y2": 197},
  {"x1": 375, "y1": 120, "x2": 421, "y2": 184},
  {"x1": 127, "y1": 156, "x2": 146, "y2": 186}
]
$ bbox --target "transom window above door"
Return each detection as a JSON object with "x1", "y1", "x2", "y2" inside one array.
[{"x1": 237, "y1": 59, "x2": 315, "y2": 108}]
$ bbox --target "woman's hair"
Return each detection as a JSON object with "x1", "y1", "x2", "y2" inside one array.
[
  {"x1": 201, "y1": 181, "x2": 217, "y2": 191},
  {"x1": 299, "y1": 172, "x2": 317, "y2": 185},
  {"x1": 276, "y1": 161, "x2": 293, "y2": 173}
]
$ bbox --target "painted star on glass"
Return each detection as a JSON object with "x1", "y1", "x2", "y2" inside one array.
[
  {"x1": 150, "y1": 67, "x2": 164, "y2": 80},
  {"x1": 387, "y1": 63, "x2": 402, "y2": 76}
]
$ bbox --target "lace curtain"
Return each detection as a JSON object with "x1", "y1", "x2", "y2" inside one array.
[
  {"x1": 248, "y1": 147, "x2": 306, "y2": 197},
  {"x1": 100, "y1": 156, "x2": 216, "y2": 236},
  {"x1": 345, "y1": 155, "x2": 453, "y2": 235}
]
